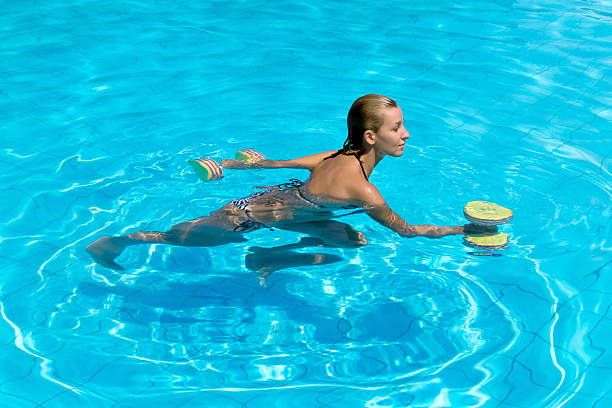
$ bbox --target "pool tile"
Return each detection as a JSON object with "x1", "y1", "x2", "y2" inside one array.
[
  {"x1": 571, "y1": 366, "x2": 612, "y2": 400},
  {"x1": 36, "y1": 387, "x2": 120, "y2": 408},
  {"x1": 0, "y1": 263, "x2": 44, "y2": 301},
  {"x1": 514, "y1": 334, "x2": 584, "y2": 392},
  {"x1": 0, "y1": 390, "x2": 38, "y2": 408},
  {"x1": 241, "y1": 388, "x2": 354, "y2": 408},
  {"x1": 0, "y1": 347, "x2": 37, "y2": 385},
  {"x1": 75, "y1": 357, "x2": 167, "y2": 391},
  {"x1": 157, "y1": 363, "x2": 226, "y2": 389},
  {"x1": 559, "y1": 289, "x2": 612, "y2": 318},
  {"x1": 594, "y1": 391, "x2": 612, "y2": 408},
  {"x1": 488, "y1": 282, "x2": 557, "y2": 331},
  {"x1": 497, "y1": 360, "x2": 555, "y2": 407},
  {"x1": 550, "y1": 391, "x2": 608, "y2": 408},
  {"x1": 0, "y1": 362, "x2": 75, "y2": 406},
  {"x1": 586, "y1": 307, "x2": 612, "y2": 368},
  {"x1": 0, "y1": 312, "x2": 20, "y2": 345},
  {"x1": 119, "y1": 390, "x2": 243, "y2": 408},
  {"x1": 33, "y1": 349, "x2": 128, "y2": 392},
  {"x1": 539, "y1": 307, "x2": 609, "y2": 366}
]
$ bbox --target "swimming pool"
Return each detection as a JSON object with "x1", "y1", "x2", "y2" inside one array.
[{"x1": 1, "y1": 0, "x2": 611, "y2": 406}]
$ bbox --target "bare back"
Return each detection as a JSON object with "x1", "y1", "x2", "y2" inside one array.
[
  {"x1": 239, "y1": 153, "x2": 372, "y2": 226},
  {"x1": 302, "y1": 153, "x2": 371, "y2": 205}
]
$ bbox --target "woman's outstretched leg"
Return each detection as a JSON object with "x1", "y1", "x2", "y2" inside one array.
[
  {"x1": 86, "y1": 215, "x2": 247, "y2": 270},
  {"x1": 86, "y1": 231, "x2": 181, "y2": 270}
]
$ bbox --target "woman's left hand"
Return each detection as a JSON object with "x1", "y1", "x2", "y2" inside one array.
[
  {"x1": 461, "y1": 223, "x2": 498, "y2": 235},
  {"x1": 221, "y1": 159, "x2": 250, "y2": 169}
]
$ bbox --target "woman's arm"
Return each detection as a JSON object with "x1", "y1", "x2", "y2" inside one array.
[
  {"x1": 221, "y1": 150, "x2": 338, "y2": 171},
  {"x1": 366, "y1": 205, "x2": 463, "y2": 238},
  {"x1": 357, "y1": 184, "x2": 463, "y2": 238}
]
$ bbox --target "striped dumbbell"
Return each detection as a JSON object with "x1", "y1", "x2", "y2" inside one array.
[
  {"x1": 188, "y1": 157, "x2": 224, "y2": 181},
  {"x1": 235, "y1": 148, "x2": 265, "y2": 164}
]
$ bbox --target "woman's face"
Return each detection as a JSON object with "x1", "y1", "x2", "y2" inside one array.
[{"x1": 371, "y1": 106, "x2": 410, "y2": 157}]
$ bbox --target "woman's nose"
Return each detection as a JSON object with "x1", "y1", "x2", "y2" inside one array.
[{"x1": 403, "y1": 128, "x2": 410, "y2": 139}]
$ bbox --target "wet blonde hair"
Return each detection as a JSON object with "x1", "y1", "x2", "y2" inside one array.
[
  {"x1": 344, "y1": 94, "x2": 398, "y2": 153},
  {"x1": 324, "y1": 94, "x2": 398, "y2": 179},
  {"x1": 327, "y1": 94, "x2": 398, "y2": 159}
]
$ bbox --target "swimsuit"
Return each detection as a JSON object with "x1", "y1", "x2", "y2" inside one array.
[
  {"x1": 230, "y1": 155, "x2": 367, "y2": 232},
  {"x1": 231, "y1": 179, "x2": 303, "y2": 211},
  {"x1": 231, "y1": 179, "x2": 304, "y2": 232}
]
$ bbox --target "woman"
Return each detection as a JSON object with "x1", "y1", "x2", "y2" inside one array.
[{"x1": 87, "y1": 94, "x2": 485, "y2": 270}]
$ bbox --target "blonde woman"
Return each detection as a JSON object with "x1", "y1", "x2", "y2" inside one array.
[{"x1": 87, "y1": 94, "x2": 486, "y2": 270}]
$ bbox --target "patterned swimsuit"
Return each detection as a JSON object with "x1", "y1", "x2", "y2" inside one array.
[
  {"x1": 230, "y1": 155, "x2": 368, "y2": 232},
  {"x1": 230, "y1": 179, "x2": 304, "y2": 232},
  {"x1": 230, "y1": 178, "x2": 363, "y2": 232},
  {"x1": 231, "y1": 179, "x2": 304, "y2": 211}
]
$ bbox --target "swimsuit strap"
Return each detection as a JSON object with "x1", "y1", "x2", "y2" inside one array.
[
  {"x1": 253, "y1": 178, "x2": 303, "y2": 191},
  {"x1": 323, "y1": 149, "x2": 369, "y2": 181},
  {"x1": 354, "y1": 154, "x2": 368, "y2": 181},
  {"x1": 296, "y1": 186, "x2": 323, "y2": 207}
]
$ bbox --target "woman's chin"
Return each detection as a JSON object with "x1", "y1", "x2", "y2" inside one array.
[{"x1": 380, "y1": 149, "x2": 405, "y2": 158}]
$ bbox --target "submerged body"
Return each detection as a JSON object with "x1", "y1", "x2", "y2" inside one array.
[
  {"x1": 228, "y1": 179, "x2": 361, "y2": 231},
  {"x1": 87, "y1": 94, "x2": 486, "y2": 271}
]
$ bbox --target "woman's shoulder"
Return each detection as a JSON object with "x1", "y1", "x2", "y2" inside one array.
[
  {"x1": 306, "y1": 161, "x2": 384, "y2": 207},
  {"x1": 301, "y1": 179, "x2": 384, "y2": 210},
  {"x1": 313, "y1": 153, "x2": 361, "y2": 174},
  {"x1": 348, "y1": 182, "x2": 386, "y2": 207}
]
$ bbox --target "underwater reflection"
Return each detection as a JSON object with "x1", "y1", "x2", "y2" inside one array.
[{"x1": 245, "y1": 237, "x2": 343, "y2": 285}]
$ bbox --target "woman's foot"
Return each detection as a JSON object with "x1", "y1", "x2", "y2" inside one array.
[
  {"x1": 344, "y1": 227, "x2": 368, "y2": 247},
  {"x1": 319, "y1": 225, "x2": 367, "y2": 248},
  {"x1": 86, "y1": 236, "x2": 129, "y2": 270}
]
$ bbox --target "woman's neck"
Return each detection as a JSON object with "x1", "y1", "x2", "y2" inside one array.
[{"x1": 356, "y1": 148, "x2": 383, "y2": 179}]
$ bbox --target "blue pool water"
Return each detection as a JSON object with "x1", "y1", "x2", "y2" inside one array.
[{"x1": 1, "y1": 0, "x2": 611, "y2": 407}]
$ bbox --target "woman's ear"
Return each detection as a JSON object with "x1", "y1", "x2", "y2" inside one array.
[{"x1": 363, "y1": 130, "x2": 376, "y2": 146}]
